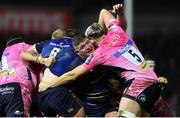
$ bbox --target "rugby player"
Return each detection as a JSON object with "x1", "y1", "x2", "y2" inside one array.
[
  {"x1": 38, "y1": 4, "x2": 168, "y2": 117},
  {"x1": 72, "y1": 36, "x2": 123, "y2": 117},
  {"x1": 39, "y1": 4, "x2": 127, "y2": 117},
  {"x1": 21, "y1": 29, "x2": 85, "y2": 117},
  {"x1": 0, "y1": 36, "x2": 39, "y2": 117}
]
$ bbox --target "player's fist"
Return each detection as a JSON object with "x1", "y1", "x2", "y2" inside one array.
[
  {"x1": 158, "y1": 77, "x2": 168, "y2": 84},
  {"x1": 43, "y1": 56, "x2": 56, "y2": 67},
  {"x1": 112, "y1": 4, "x2": 124, "y2": 15}
]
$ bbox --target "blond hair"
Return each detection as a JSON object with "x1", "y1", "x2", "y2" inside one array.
[{"x1": 51, "y1": 29, "x2": 65, "y2": 39}]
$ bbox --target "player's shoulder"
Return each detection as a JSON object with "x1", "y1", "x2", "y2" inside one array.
[{"x1": 107, "y1": 20, "x2": 120, "y2": 28}]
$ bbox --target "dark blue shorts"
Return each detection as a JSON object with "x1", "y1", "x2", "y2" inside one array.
[
  {"x1": 83, "y1": 102, "x2": 118, "y2": 117},
  {"x1": 38, "y1": 86, "x2": 83, "y2": 117},
  {"x1": 0, "y1": 83, "x2": 24, "y2": 117}
]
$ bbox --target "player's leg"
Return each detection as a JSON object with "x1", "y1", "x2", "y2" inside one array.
[
  {"x1": 4, "y1": 83, "x2": 31, "y2": 117},
  {"x1": 105, "y1": 98, "x2": 119, "y2": 117},
  {"x1": 118, "y1": 79, "x2": 161, "y2": 117},
  {"x1": 118, "y1": 97, "x2": 142, "y2": 117}
]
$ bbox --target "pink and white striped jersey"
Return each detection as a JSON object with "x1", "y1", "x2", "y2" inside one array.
[
  {"x1": 0, "y1": 43, "x2": 38, "y2": 92},
  {"x1": 82, "y1": 20, "x2": 158, "y2": 82}
]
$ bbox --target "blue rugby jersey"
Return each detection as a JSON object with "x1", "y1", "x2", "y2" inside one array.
[{"x1": 35, "y1": 38, "x2": 83, "y2": 76}]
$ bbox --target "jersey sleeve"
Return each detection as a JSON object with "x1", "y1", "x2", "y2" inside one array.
[
  {"x1": 22, "y1": 43, "x2": 32, "y2": 51},
  {"x1": 81, "y1": 50, "x2": 105, "y2": 71},
  {"x1": 34, "y1": 41, "x2": 45, "y2": 53},
  {"x1": 106, "y1": 20, "x2": 121, "y2": 32},
  {"x1": 107, "y1": 19, "x2": 120, "y2": 28}
]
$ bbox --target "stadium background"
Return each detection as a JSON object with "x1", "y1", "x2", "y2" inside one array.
[{"x1": 0, "y1": 0, "x2": 180, "y2": 116}]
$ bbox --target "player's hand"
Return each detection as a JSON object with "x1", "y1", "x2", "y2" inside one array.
[
  {"x1": 43, "y1": 56, "x2": 56, "y2": 67},
  {"x1": 158, "y1": 77, "x2": 168, "y2": 84},
  {"x1": 38, "y1": 81, "x2": 50, "y2": 92},
  {"x1": 112, "y1": 3, "x2": 124, "y2": 15}
]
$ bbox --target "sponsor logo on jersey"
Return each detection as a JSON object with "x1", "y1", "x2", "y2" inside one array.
[
  {"x1": 50, "y1": 42, "x2": 70, "y2": 48},
  {"x1": 114, "y1": 39, "x2": 132, "y2": 58},
  {"x1": 105, "y1": 34, "x2": 120, "y2": 48},
  {"x1": 0, "y1": 86, "x2": 15, "y2": 95}
]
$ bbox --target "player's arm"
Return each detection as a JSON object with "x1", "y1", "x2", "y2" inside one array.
[
  {"x1": 39, "y1": 52, "x2": 100, "y2": 91},
  {"x1": 21, "y1": 45, "x2": 40, "y2": 62},
  {"x1": 98, "y1": 4, "x2": 127, "y2": 31},
  {"x1": 98, "y1": 8, "x2": 115, "y2": 31},
  {"x1": 112, "y1": 3, "x2": 127, "y2": 31},
  {"x1": 21, "y1": 44, "x2": 55, "y2": 67},
  {"x1": 39, "y1": 65, "x2": 88, "y2": 91}
]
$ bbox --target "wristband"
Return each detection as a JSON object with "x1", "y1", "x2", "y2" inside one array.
[{"x1": 36, "y1": 56, "x2": 45, "y2": 64}]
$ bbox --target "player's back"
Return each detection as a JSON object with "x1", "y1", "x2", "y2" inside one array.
[
  {"x1": 106, "y1": 21, "x2": 158, "y2": 81},
  {"x1": 3, "y1": 43, "x2": 31, "y2": 64},
  {"x1": 40, "y1": 38, "x2": 83, "y2": 76},
  {"x1": 0, "y1": 43, "x2": 37, "y2": 90},
  {"x1": 1, "y1": 43, "x2": 31, "y2": 78}
]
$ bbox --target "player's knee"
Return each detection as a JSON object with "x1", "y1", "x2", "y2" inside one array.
[{"x1": 117, "y1": 110, "x2": 136, "y2": 117}]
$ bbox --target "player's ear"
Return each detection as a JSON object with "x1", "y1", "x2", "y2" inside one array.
[{"x1": 74, "y1": 49, "x2": 81, "y2": 55}]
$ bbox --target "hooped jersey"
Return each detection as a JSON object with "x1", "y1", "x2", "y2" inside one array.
[
  {"x1": 73, "y1": 65, "x2": 118, "y2": 104},
  {"x1": 0, "y1": 43, "x2": 38, "y2": 92},
  {"x1": 82, "y1": 20, "x2": 158, "y2": 82},
  {"x1": 35, "y1": 38, "x2": 83, "y2": 76}
]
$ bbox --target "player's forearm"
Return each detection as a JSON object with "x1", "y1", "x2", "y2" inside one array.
[
  {"x1": 98, "y1": 9, "x2": 115, "y2": 30},
  {"x1": 117, "y1": 13, "x2": 127, "y2": 31},
  {"x1": 21, "y1": 51, "x2": 50, "y2": 65},
  {"x1": 21, "y1": 51, "x2": 39, "y2": 62},
  {"x1": 49, "y1": 73, "x2": 76, "y2": 88},
  {"x1": 49, "y1": 65, "x2": 87, "y2": 88},
  {"x1": 112, "y1": 3, "x2": 127, "y2": 31},
  {"x1": 38, "y1": 72, "x2": 76, "y2": 92}
]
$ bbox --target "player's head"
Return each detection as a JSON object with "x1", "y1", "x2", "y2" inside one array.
[
  {"x1": 6, "y1": 35, "x2": 24, "y2": 47},
  {"x1": 85, "y1": 22, "x2": 104, "y2": 39},
  {"x1": 52, "y1": 28, "x2": 80, "y2": 40},
  {"x1": 64, "y1": 28, "x2": 80, "y2": 38},
  {"x1": 73, "y1": 34, "x2": 98, "y2": 59},
  {"x1": 51, "y1": 28, "x2": 65, "y2": 40},
  {"x1": 145, "y1": 55, "x2": 156, "y2": 70}
]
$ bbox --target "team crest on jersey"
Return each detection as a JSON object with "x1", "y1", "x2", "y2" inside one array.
[{"x1": 85, "y1": 54, "x2": 93, "y2": 65}]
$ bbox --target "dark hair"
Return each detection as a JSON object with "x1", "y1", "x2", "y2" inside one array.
[
  {"x1": 65, "y1": 28, "x2": 80, "y2": 38},
  {"x1": 6, "y1": 36, "x2": 24, "y2": 47},
  {"x1": 72, "y1": 34, "x2": 86, "y2": 48},
  {"x1": 85, "y1": 23, "x2": 104, "y2": 39},
  {"x1": 0, "y1": 39, "x2": 6, "y2": 58}
]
